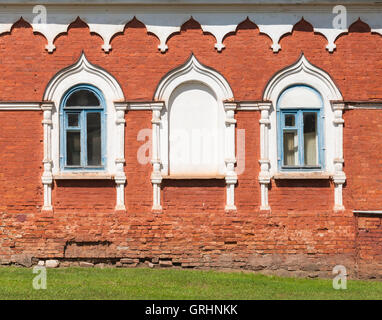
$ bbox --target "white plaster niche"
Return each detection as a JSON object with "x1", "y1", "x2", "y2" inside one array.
[{"x1": 168, "y1": 81, "x2": 225, "y2": 178}]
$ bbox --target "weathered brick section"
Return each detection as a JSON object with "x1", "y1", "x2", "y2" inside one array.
[
  {"x1": 343, "y1": 109, "x2": 382, "y2": 278},
  {"x1": 125, "y1": 110, "x2": 155, "y2": 212},
  {"x1": 343, "y1": 110, "x2": 382, "y2": 211},
  {"x1": 356, "y1": 215, "x2": 382, "y2": 278},
  {"x1": 0, "y1": 18, "x2": 381, "y2": 278}
]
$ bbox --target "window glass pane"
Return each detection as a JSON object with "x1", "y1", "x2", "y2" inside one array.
[
  {"x1": 67, "y1": 131, "x2": 81, "y2": 166},
  {"x1": 68, "y1": 113, "x2": 79, "y2": 127},
  {"x1": 87, "y1": 113, "x2": 101, "y2": 166},
  {"x1": 283, "y1": 131, "x2": 298, "y2": 166},
  {"x1": 285, "y1": 114, "x2": 295, "y2": 127},
  {"x1": 66, "y1": 90, "x2": 100, "y2": 107},
  {"x1": 304, "y1": 112, "x2": 318, "y2": 166}
]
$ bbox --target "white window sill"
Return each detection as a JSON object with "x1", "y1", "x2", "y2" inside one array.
[
  {"x1": 53, "y1": 172, "x2": 114, "y2": 180},
  {"x1": 162, "y1": 174, "x2": 226, "y2": 180},
  {"x1": 273, "y1": 172, "x2": 331, "y2": 180}
]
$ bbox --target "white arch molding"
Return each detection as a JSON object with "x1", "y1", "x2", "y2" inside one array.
[
  {"x1": 152, "y1": 54, "x2": 237, "y2": 211},
  {"x1": 262, "y1": 54, "x2": 345, "y2": 211},
  {"x1": 42, "y1": 53, "x2": 127, "y2": 211}
]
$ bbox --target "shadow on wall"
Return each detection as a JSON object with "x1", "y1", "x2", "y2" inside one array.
[
  {"x1": 55, "y1": 180, "x2": 115, "y2": 189},
  {"x1": 272, "y1": 179, "x2": 331, "y2": 188}
]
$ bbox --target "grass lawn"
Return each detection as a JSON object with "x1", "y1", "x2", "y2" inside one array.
[{"x1": 0, "y1": 267, "x2": 381, "y2": 300}]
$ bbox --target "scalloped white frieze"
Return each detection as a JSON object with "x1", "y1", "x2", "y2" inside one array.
[
  {"x1": 88, "y1": 22, "x2": 133, "y2": 52},
  {"x1": 194, "y1": 13, "x2": 246, "y2": 52},
  {"x1": 32, "y1": 23, "x2": 69, "y2": 52},
  {"x1": 248, "y1": 13, "x2": 300, "y2": 53},
  {"x1": 136, "y1": 14, "x2": 190, "y2": 52},
  {"x1": 302, "y1": 12, "x2": 347, "y2": 53},
  {"x1": 0, "y1": 23, "x2": 13, "y2": 35},
  {"x1": 0, "y1": 5, "x2": 381, "y2": 54},
  {"x1": 78, "y1": 14, "x2": 135, "y2": 52},
  {"x1": 258, "y1": 24, "x2": 294, "y2": 52}
]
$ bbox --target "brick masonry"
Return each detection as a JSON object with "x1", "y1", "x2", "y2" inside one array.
[{"x1": 0, "y1": 18, "x2": 381, "y2": 278}]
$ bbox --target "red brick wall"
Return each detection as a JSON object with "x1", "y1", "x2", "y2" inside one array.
[
  {"x1": 342, "y1": 109, "x2": 382, "y2": 278},
  {"x1": 0, "y1": 18, "x2": 381, "y2": 277},
  {"x1": 355, "y1": 215, "x2": 382, "y2": 278},
  {"x1": 343, "y1": 110, "x2": 382, "y2": 211}
]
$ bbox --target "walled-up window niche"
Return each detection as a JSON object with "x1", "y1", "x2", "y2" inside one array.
[
  {"x1": 168, "y1": 81, "x2": 226, "y2": 178},
  {"x1": 151, "y1": 54, "x2": 237, "y2": 211}
]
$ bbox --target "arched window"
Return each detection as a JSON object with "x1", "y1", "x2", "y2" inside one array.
[
  {"x1": 42, "y1": 53, "x2": 126, "y2": 211},
  {"x1": 277, "y1": 85, "x2": 324, "y2": 170},
  {"x1": 262, "y1": 54, "x2": 345, "y2": 211},
  {"x1": 60, "y1": 85, "x2": 106, "y2": 170}
]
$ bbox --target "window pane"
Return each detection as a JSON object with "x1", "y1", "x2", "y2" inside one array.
[
  {"x1": 66, "y1": 90, "x2": 100, "y2": 107},
  {"x1": 285, "y1": 114, "x2": 295, "y2": 127},
  {"x1": 304, "y1": 112, "x2": 318, "y2": 166},
  {"x1": 68, "y1": 113, "x2": 79, "y2": 127},
  {"x1": 87, "y1": 113, "x2": 101, "y2": 166},
  {"x1": 67, "y1": 131, "x2": 81, "y2": 166},
  {"x1": 283, "y1": 131, "x2": 298, "y2": 166}
]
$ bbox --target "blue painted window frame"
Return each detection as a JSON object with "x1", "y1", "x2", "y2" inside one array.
[
  {"x1": 277, "y1": 85, "x2": 325, "y2": 171},
  {"x1": 60, "y1": 84, "x2": 106, "y2": 171}
]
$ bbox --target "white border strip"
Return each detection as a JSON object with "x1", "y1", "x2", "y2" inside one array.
[
  {"x1": 0, "y1": 102, "x2": 42, "y2": 110},
  {"x1": 127, "y1": 102, "x2": 153, "y2": 110},
  {"x1": 354, "y1": 210, "x2": 382, "y2": 215}
]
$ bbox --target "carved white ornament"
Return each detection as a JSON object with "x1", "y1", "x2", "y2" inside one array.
[
  {"x1": 263, "y1": 54, "x2": 345, "y2": 211},
  {"x1": 0, "y1": 4, "x2": 380, "y2": 53},
  {"x1": 43, "y1": 53, "x2": 126, "y2": 211},
  {"x1": 41, "y1": 102, "x2": 54, "y2": 211}
]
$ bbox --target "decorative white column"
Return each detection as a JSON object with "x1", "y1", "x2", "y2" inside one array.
[
  {"x1": 114, "y1": 102, "x2": 128, "y2": 211},
  {"x1": 259, "y1": 102, "x2": 272, "y2": 211},
  {"x1": 41, "y1": 102, "x2": 54, "y2": 211},
  {"x1": 224, "y1": 102, "x2": 238, "y2": 211},
  {"x1": 332, "y1": 102, "x2": 346, "y2": 211},
  {"x1": 151, "y1": 102, "x2": 164, "y2": 212}
]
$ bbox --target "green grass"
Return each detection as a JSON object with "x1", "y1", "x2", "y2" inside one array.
[{"x1": 0, "y1": 267, "x2": 380, "y2": 300}]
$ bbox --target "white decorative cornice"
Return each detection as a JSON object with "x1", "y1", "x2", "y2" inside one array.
[{"x1": 0, "y1": 4, "x2": 381, "y2": 54}]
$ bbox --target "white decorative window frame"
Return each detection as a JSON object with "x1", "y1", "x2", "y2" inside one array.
[
  {"x1": 42, "y1": 53, "x2": 127, "y2": 211},
  {"x1": 152, "y1": 54, "x2": 237, "y2": 211},
  {"x1": 263, "y1": 54, "x2": 345, "y2": 211}
]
